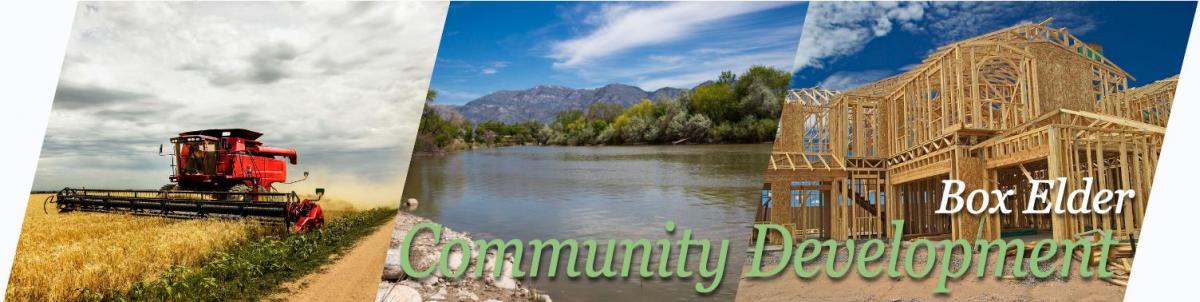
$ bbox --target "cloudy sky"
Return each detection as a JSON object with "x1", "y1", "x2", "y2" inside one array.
[
  {"x1": 33, "y1": 2, "x2": 448, "y2": 207},
  {"x1": 430, "y1": 2, "x2": 807, "y2": 105},
  {"x1": 791, "y1": 1, "x2": 1196, "y2": 90}
]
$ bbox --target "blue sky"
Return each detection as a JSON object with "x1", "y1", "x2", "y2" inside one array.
[
  {"x1": 791, "y1": 1, "x2": 1196, "y2": 90},
  {"x1": 430, "y1": 2, "x2": 808, "y2": 105}
]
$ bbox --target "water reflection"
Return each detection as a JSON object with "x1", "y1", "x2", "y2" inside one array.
[{"x1": 403, "y1": 144, "x2": 769, "y2": 301}]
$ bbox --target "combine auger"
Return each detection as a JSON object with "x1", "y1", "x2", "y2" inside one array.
[{"x1": 51, "y1": 129, "x2": 325, "y2": 232}]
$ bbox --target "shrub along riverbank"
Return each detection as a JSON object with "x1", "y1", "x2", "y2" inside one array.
[
  {"x1": 107, "y1": 208, "x2": 395, "y2": 301},
  {"x1": 416, "y1": 65, "x2": 789, "y2": 153}
]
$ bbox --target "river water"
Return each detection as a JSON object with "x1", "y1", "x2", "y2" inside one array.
[{"x1": 402, "y1": 144, "x2": 769, "y2": 301}]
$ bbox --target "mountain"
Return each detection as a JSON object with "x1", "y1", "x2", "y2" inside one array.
[{"x1": 454, "y1": 84, "x2": 685, "y2": 123}]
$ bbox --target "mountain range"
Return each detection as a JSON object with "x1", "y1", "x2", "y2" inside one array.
[{"x1": 445, "y1": 84, "x2": 685, "y2": 123}]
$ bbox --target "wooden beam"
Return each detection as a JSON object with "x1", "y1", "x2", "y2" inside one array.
[{"x1": 1060, "y1": 109, "x2": 1166, "y2": 134}]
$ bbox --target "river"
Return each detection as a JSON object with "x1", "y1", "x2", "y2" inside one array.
[{"x1": 402, "y1": 144, "x2": 769, "y2": 301}]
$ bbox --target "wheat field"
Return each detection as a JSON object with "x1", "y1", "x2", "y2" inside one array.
[{"x1": 5, "y1": 194, "x2": 261, "y2": 301}]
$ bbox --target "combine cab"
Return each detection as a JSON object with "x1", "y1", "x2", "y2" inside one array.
[
  {"x1": 165, "y1": 128, "x2": 295, "y2": 193},
  {"x1": 54, "y1": 129, "x2": 325, "y2": 231}
]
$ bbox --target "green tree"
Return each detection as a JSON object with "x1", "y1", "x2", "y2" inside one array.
[
  {"x1": 554, "y1": 109, "x2": 586, "y2": 127},
  {"x1": 718, "y1": 70, "x2": 736, "y2": 85},
  {"x1": 689, "y1": 82, "x2": 738, "y2": 122},
  {"x1": 683, "y1": 114, "x2": 712, "y2": 142},
  {"x1": 586, "y1": 102, "x2": 625, "y2": 123},
  {"x1": 734, "y1": 65, "x2": 791, "y2": 118},
  {"x1": 415, "y1": 88, "x2": 472, "y2": 151},
  {"x1": 612, "y1": 99, "x2": 655, "y2": 130},
  {"x1": 419, "y1": 66, "x2": 786, "y2": 149}
]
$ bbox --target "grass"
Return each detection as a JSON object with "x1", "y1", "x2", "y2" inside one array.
[
  {"x1": 116, "y1": 207, "x2": 395, "y2": 301},
  {"x1": 6, "y1": 194, "x2": 260, "y2": 301}
]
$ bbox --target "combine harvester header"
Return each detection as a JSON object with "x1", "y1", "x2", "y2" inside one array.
[{"x1": 52, "y1": 128, "x2": 326, "y2": 232}]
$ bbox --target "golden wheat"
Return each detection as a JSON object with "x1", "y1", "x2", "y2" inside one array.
[{"x1": 5, "y1": 194, "x2": 260, "y2": 301}]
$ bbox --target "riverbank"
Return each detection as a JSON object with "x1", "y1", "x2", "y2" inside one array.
[
  {"x1": 414, "y1": 141, "x2": 532, "y2": 154},
  {"x1": 415, "y1": 141, "x2": 774, "y2": 156},
  {"x1": 378, "y1": 210, "x2": 548, "y2": 302}
]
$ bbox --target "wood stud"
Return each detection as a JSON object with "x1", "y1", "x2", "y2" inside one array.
[{"x1": 756, "y1": 20, "x2": 1176, "y2": 243}]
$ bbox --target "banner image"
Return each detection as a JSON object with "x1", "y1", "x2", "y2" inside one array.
[
  {"x1": 2, "y1": 1, "x2": 1200, "y2": 302},
  {"x1": 738, "y1": 2, "x2": 1193, "y2": 301}
]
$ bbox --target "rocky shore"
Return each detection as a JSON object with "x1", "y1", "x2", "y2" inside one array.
[{"x1": 377, "y1": 210, "x2": 550, "y2": 302}]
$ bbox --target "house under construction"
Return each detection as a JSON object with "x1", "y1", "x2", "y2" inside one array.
[{"x1": 755, "y1": 20, "x2": 1177, "y2": 244}]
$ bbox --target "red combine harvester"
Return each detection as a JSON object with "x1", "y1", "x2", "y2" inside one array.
[{"x1": 54, "y1": 129, "x2": 325, "y2": 231}]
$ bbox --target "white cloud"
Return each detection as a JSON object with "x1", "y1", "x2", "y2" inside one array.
[
  {"x1": 548, "y1": 2, "x2": 789, "y2": 68},
  {"x1": 35, "y1": 2, "x2": 449, "y2": 207},
  {"x1": 792, "y1": 2, "x2": 1096, "y2": 72},
  {"x1": 540, "y1": 3, "x2": 802, "y2": 90},
  {"x1": 924, "y1": 2, "x2": 1096, "y2": 43},
  {"x1": 792, "y1": 2, "x2": 927, "y2": 72},
  {"x1": 647, "y1": 55, "x2": 685, "y2": 65},
  {"x1": 479, "y1": 61, "x2": 509, "y2": 75},
  {"x1": 636, "y1": 47, "x2": 797, "y2": 90},
  {"x1": 817, "y1": 70, "x2": 895, "y2": 91}
]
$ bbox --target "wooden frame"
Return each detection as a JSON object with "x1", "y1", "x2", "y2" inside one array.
[{"x1": 757, "y1": 20, "x2": 1177, "y2": 243}]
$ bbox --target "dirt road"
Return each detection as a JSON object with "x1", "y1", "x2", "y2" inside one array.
[{"x1": 267, "y1": 218, "x2": 397, "y2": 302}]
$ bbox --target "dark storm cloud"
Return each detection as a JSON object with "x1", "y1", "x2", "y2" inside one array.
[
  {"x1": 52, "y1": 82, "x2": 152, "y2": 109},
  {"x1": 247, "y1": 42, "x2": 300, "y2": 84},
  {"x1": 314, "y1": 51, "x2": 376, "y2": 75},
  {"x1": 178, "y1": 41, "x2": 301, "y2": 86},
  {"x1": 39, "y1": 134, "x2": 161, "y2": 158},
  {"x1": 93, "y1": 107, "x2": 173, "y2": 120}
]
